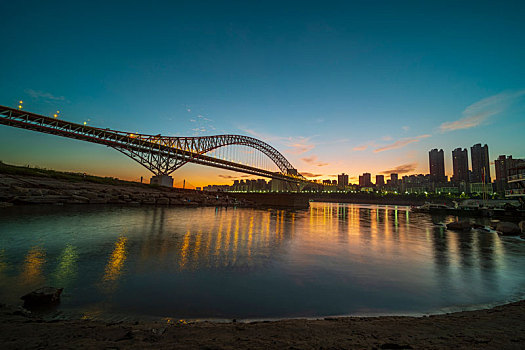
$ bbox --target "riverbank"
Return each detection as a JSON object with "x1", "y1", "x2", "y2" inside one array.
[
  {"x1": 1, "y1": 300, "x2": 523, "y2": 349},
  {"x1": 0, "y1": 163, "x2": 248, "y2": 207}
]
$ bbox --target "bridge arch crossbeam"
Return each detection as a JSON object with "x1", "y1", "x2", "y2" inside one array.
[{"x1": 163, "y1": 135, "x2": 301, "y2": 177}]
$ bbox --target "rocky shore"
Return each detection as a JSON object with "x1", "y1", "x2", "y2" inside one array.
[
  {"x1": 1, "y1": 300, "x2": 524, "y2": 349},
  {"x1": 0, "y1": 172, "x2": 249, "y2": 208}
]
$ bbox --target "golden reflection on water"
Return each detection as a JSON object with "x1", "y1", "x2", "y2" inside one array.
[
  {"x1": 144, "y1": 210, "x2": 286, "y2": 270},
  {"x1": 103, "y1": 236, "x2": 128, "y2": 282},
  {"x1": 1, "y1": 202, "x2": 518, "y2": 313},
  {"x1": 179, "y1": 230, "x2": 191, "y2": 269},
  {"x1": 0, "y1": 249, "x2": 8, "y2": 275},
  {"x1": 20, "y1": 246, "x2": 46, "y2": 286}
]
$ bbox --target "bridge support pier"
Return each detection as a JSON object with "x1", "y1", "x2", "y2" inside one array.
[{"x1": 150, "y1": 175, "x2": 174, "y2": 187}]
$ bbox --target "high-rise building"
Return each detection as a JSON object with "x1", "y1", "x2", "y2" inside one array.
[
  {"x1": 359, "y1": 173, "x2": 372, "y2": 187},
  {"x1": 429, "y1": 149, "x2": 446, "y2": 183},
  {"x1": 471, "y1": 143, "x2": 491, "y2": 183},
  {"x1": 390, "y1": 173, "x2": 398, "y2": 185},
  {"x1": 494, "y1": 155, "x2": 520, "y2": 192},
  {"x1": 495, "y1": 155, "x2": 507, "y2": 192},
  {"x1": 375, "y1": 175, "x2": 385, "y2": 187},
  {"x1": 337, "y1": 173, "x2": 349, "y2": 187},
  {"x1": 452, "y1": 148, "x2": 469, "y2": 183}
]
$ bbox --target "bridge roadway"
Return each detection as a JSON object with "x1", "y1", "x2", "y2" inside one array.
[{"x1": 0, "y1": 105, "x2": 313, "y2": 186}]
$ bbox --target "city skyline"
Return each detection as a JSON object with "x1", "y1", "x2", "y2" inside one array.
[{"x1": 1, "y1": 1, "x2": 525, "y2": 187}]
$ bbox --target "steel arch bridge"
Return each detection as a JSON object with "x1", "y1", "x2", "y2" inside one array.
[{"x1": 0, "y1": 105, "x2": 308, "y2": 185}]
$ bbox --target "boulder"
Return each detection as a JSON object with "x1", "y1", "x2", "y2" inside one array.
[
  {"x1": 519, "y1": 221, "x2": 525, "y2": 234},
  {"x1": 446, "y1": 221, "x2": 472, "y2": 231},
  {"x1": 156, "y1": 197, "x2": 170, "y2": 205},
  {"x1": 21, "y1": 287, "x2": 63, "y2": 308},
  {"x1": 70, "y1": 195, "x2": 90, "y2": 203},
  {"x1": 496, "y1": 222, "x2": 521, "y2": 236},
  {"x1": 89, "y1": 198, "x2": 108, "y2": 204},
  {"x1": 141, "y1": 198, "x2": 156, "y2": 205},
  {"x1": 169, "y1": 198, "x2": 184, "y2": 205}
]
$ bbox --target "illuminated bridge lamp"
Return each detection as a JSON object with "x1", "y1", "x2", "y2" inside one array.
[
  {"x1": 54, "y1": 110, "x2": 60, "y2": 118},
  {"x1": 83, "y1": 121, "x2": 87, "y2": 126},
  {"x1": 18, "y1": 100, "x2": 23, "y2": 110}
]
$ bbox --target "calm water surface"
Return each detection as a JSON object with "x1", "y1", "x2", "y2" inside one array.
[{"x1": 0, "y1": 202, "x2": 524, "y2": 320}]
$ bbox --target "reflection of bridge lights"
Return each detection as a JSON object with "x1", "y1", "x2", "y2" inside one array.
[
  {"x1": 21, "y1": 246, "x2": 46, "y2": 284},
  {"x1": 52, "y1": 244, "x2": 78, "y2": 286},
  {"x1": 103, "y1": 236, "x2": 128, "y2": 281}
]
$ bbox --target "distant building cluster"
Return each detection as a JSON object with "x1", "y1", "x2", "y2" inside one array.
[
  {"x1": 352, "y1": 143, "x2": 524, "y2": 198},
  {"x1": 200, "y1": 143, "x2": 525, "y2": 199},
  {"x1": 202, "y1": 178, "x2": 289, "y2": 192}
]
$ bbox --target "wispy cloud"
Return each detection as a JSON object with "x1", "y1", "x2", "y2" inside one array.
[
  {"x1": 287, "y1": 138, "x2": 315, "y2": 155},
  {"x1": 439, "y1": 89, "x2": 525, "y2": 132},
  {"x1": 373, "y1": 134, "x2": 431, "y2": 153},
  {"x1": 353, "y1": 145, "x2": 368, "y2": 151},
  {"x1": 241, "y1": 128, "x2": 315, "y2": 155},
  {"x1": 25, "y1": 89, "x2": 66, "y2": 102},
  {"x1": 190, "y1": 114, "x2": 215, "y2": 135},
  {"x1": 380, "y1": 163, "x2": 418, "y2": 175},
  {"x1": 301, "y1": 155, "x2": 328, "y2": 167},
  {"x1": 218, "y1": 174, "x2": 250, "y2": 179},
  {"x1": 301, "y1": 172, "x2": 323, "y2": 178},
  {"x1": 353, "y1": 140, "x2": 377, "y2": 151},
  {"x1": 402, "y1": 126, "x2": 410, "y2": 132}
]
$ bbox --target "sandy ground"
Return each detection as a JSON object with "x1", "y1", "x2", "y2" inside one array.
[{"x1": 1, "y1": 300, "x2": 524, "y2": 349}]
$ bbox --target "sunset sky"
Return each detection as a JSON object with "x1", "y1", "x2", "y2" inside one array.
[{"x1": 1, "y1": 1, "x2": 524, "y2": 187}]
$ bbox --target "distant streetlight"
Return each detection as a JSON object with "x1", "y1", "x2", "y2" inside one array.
[
  {"x1": 54, "y1": 110, "x2": 60, "y2": 118},
  {"x1": 83, "y1": 121, "x2": 87, "y2": 126},
  {"x1": 18, "y1": 100, "x2": 23, "y2": 110}
]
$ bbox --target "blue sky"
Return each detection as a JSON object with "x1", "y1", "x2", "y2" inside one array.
[{"x1": 1, "y1": 1, "x2": 524, "y2": 185}]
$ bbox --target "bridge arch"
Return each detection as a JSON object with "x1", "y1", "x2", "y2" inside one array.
[
  {"x1": 0, "y1": 104, "x2": 307, "y2": 183},
  {"x1": 166, "y1": 135, "x2": 301, "y2": 177}
]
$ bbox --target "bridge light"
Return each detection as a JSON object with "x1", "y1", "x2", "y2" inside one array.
[
  {"x1": 83, "y1": 121, "x2": 87, "y2": 126},
  {"x1": 18, "y1": 100, "x2": 23, "y2": 110}
]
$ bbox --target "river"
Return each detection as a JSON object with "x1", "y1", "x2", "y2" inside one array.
[{"x1": 0, "y1": 202, "x2": 524, "y2": 320}]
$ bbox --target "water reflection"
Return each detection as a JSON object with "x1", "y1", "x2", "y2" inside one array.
[
  {"x1": 52, "y1": 244, "x2": 78, "y2": 288},
  {"x1": 0, "y1": 203, "x2": 523, "y2": 318},
  {"x1": 102, "y1": 235, "x2": 128, "y2": 292},
  {"x1": 20, "y1": 246, "x2": 46, "y2": 286}
]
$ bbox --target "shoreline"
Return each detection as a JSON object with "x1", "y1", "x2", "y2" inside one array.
[{"x1": 1, "y1": 299, "x2": 524, "y2": 349}]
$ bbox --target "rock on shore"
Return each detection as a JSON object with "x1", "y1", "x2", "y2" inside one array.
[
  {"x1": 446, "y1": 220, "x2": 472, "y2": 231},
  {"x1": 0, "y1": 174, "x2": 249, "y2": 208},
  {"x1": 496, "y1": 221, "x2": 521, "y2": 236}
]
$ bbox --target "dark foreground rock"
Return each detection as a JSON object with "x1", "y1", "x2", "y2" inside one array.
[
  {"x1": 496, "y1": 221, "x2": 521, "y2": 236},
  {"x1": 21, "y1": 287, "x2": 63, "y2": 308},
  {"x1": 446, "y1": 221, "x2": 472, "y2": 231},
  {"x1": 1, "y1": 300, "x2": 524, "y2": 349}
]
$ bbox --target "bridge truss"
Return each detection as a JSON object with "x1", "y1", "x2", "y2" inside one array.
[{"x1": 0, "y1": 105, "x2": 308, "y2": 184}]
